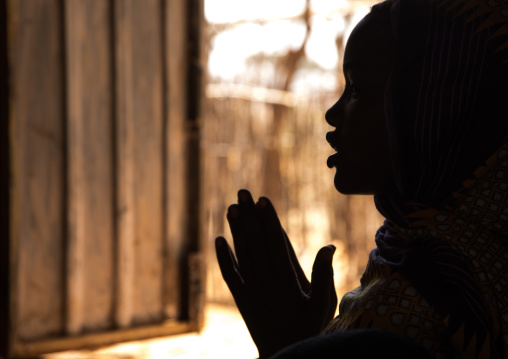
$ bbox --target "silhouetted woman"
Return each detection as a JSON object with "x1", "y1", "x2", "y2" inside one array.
[{"x1": 216, "y1": 0, "x2": 508, "y2": 357}]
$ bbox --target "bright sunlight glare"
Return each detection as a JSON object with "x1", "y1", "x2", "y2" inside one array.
[
  {"x1": 206, "y1": 0, "x2": 372, "y2": 90},
  {"x1": 205, "y1": 0, "x2": 307, "y2": 23}
]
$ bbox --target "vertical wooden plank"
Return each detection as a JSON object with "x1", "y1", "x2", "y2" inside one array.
[
  {"x1": 0, "y1": 0, "x2": 9, "y2": 356},
  {"x1": 129, "y1": 0, "x2": 164, "y2": 325},
  {"x1": 9, "y1": 0, "x2": 65, "y2": 341},
  {"x1": 65, "y1": 0, "x2": 114, "y2": 334},
  {"x1": 164, "y1": 0, "x2": 187, "y2": 320},
  {"x1": 65, "y1": 0, "x2": 85, "y2": 334},
  {"x1": 4, "y1": 0, "x2": 203, "y2": 353},
  {"x1": 115, "y1": 0, "x2": 164, "y2": 326},
  {"x1": 183, "y1": 0, "x2": 204, "y2": 321},
  {"x1": 114, "y1": 0, "x2": 135, "y2": 328}
]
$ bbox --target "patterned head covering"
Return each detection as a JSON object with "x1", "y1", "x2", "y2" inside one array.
[
  {"x1": 375, "y1": 0, "x2": 508, "y2": 223},
  {"x1": 327, "y1": 5, "x2": 508, "y2": 355},
  {"x1": 369, "y1": 1, "x2": 508, "y2": 356}
]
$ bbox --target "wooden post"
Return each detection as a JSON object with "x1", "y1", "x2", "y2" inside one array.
[{"x1": 182, "y1": 0, "x2": 204, "y2": 322}]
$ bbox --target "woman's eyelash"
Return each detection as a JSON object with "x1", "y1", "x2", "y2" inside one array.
[{"x1": 348, "y1": 83, "x2": 363, "y2": 96}]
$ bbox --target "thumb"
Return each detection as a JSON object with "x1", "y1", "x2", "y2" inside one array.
[{"x1": 308, "y1": 245, "x2": 336, "y2": 327}]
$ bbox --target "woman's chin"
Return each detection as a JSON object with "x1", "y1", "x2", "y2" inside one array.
[
  {"x1": 334, "y1": 171, "x2": 355, "y2": 194},
  {"x1": 334, "y1": 171, "x2": 376, "y2": 195}
]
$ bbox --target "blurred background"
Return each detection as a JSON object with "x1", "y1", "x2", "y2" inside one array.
[
  {"x1": 203, "y1": 0, "x2": 382, "y2": 310},
  {"x1": 2, "y1": 0, "x2": 383, "y2": 358}
]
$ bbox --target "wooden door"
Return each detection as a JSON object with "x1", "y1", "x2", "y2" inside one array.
[{"x1": 0, "y1": 0, "x2": 204, "y2": 357}]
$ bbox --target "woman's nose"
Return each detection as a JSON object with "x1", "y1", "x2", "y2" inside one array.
[{"x1": 325, "y1": 99, "x2": 341, "y2": 127}]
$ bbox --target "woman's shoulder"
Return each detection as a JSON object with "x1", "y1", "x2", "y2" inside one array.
[{"x1": 327, "y1": 261, "x2": 452, "y2": 357}]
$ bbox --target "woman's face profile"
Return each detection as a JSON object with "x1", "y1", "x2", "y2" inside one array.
[{"x1": 326, "y1": 13, "x2": 395, "y2": 195}]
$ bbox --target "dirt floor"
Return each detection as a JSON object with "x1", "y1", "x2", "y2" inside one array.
[{"x1": 45, "y1": 304, "x2": 258, "y2": 359}]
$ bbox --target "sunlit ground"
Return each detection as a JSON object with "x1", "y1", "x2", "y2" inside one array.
[{"x1": 45, "y1": 304, "x2": 257, "y2": 359}]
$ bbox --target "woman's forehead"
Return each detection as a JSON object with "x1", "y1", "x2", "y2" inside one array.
[{"x1": 343, "y1": 13, "x2": 393, "y2": 67}]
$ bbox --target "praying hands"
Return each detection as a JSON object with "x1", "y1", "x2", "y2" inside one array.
[{"x1": 215, "y1": 189, "x2": 337, "y2": 358}]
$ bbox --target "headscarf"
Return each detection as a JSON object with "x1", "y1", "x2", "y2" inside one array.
[
  {"x1": 375, "y1": 0, "x2": 508, "y2": 223},
  {"x1": 371, "y1": 0, "x2": 508, "y2": 356}
]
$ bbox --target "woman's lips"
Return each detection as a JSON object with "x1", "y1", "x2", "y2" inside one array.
[
  {"x1": 327, "y1": 153, "x2": 339, "y2": 168},
  {"x1": 326, "y1": 131, "x2": 339, "y2": 151},
  {"x1": 326, "y1": 131, "x2": 340, "y2": 168}
]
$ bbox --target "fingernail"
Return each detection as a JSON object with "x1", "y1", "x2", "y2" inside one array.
[
  {"x1": 323, "y1": 245, "x2": 336, "y2": 262},
  {"x1": 228, "y1": 205, "x2": 239, "y2": 218},
  {"x1": 216, "y1": 237, "x2": 225, "y2": 248},
  {"x1": 238, "y1": 189, "x2": 249, "y2": 203},
  {"x1": 258, "y1": 197, "x2": 268, "y2": 208}
]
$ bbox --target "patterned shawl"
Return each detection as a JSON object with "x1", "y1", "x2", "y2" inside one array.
[{"x1": 327, "y1": 1, "x2": 508, "y2": 358}]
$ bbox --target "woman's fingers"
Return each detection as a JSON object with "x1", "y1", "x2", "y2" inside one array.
[
  {"x1": 227, "y1": 189, "x2": 271, "y2": 282},
  {"x1": 257, "y1": 196, "x2": 299, "y2": 291},
  {"x1": 284, "y1": 230, "x2": 311, "y2": 293},
  {"x1": 227, "y1": 204, "x2": 255, "y2": 282},
  {"x1": 237, "y1": 189, "x2": 270, "y2": 280},
  {"x1": 215, "y1": 237, "x2": 244, "y2": 296},
  {"x1": 309, "y1": 245, "x2": 337, "y2": 329}
]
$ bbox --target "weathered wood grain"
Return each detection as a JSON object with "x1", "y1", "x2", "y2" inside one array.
[
  {"x1": 6, "y1": 0, "x2": 204, "y2": 355},
  {"x1": 129, "y1": 0, "x2": 164, "y2": 325},
  {"x1": 114, "y1": 0, "x2": 136, "y2": 328},
  {"x1": 164, "y1": 0, "x2": 187, "y2": 321},
  {"x1": 114, "y1": 0, "x2": 164, "y2": 327},
  {"x1": 65, "y1": 0, "x2": 115, "y2": 334},
  {"x1": 9, "y1": 0, "x2": 66, "y2": 341},
  {"x1": 0, "y1": 0, "x2": 8, "y2": 354}
]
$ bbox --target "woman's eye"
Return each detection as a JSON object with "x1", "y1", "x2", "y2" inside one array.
[{"x1": 350, "y1": 83, "x2": 362, "y2": 97}]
